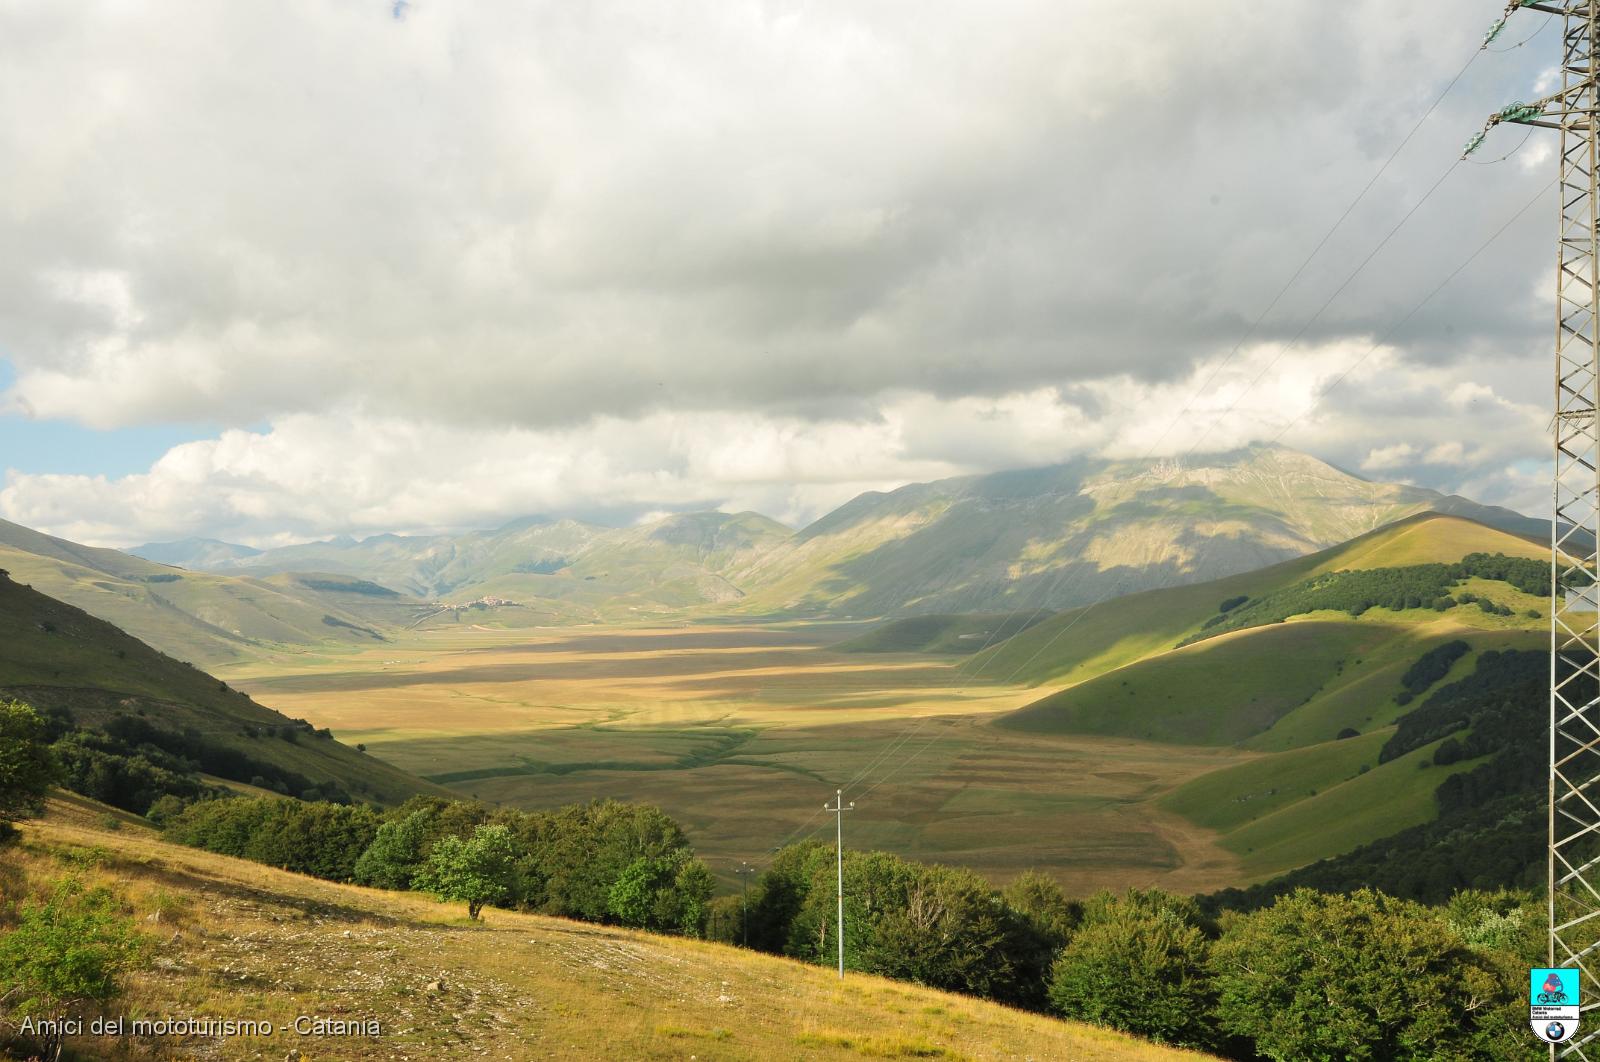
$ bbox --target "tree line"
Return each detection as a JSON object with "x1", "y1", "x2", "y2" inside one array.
[
  {"x1": 26, "y1": 705, "x2": 357, "y2": 816},
  {"x1": 160, "y1": 792, "x2": 715, "y2": 934},
  {"x1": 1209, "y1": 647, "x2": 1575, "y2": 910},
  {"x1": 1186, "y1": 552, "x2": 1547, "y2": 645},
  {"x1": 719, "y1": 840, "x2": 1539, "y2": 1058}
]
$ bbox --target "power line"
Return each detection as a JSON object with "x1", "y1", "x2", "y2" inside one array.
[
  {"x1": 1270, "y1": 178, "x2": 1554, "y2": 447},
  {"x1": 1137, "y1": 46, "x2": 1483, "y2": 463},
  {"x1": 1182, "y1": 158, "x2": 1464, "y2": 459},
  {"x1": 855, "y1": 179, "x2": 1555, "y2": 802},
  {"x1": 767, "y1": 10, "x2": 1512, "y2": 853}
]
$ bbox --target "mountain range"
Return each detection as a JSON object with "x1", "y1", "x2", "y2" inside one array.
[
  {"x1": 0, "y1": 444, "x2": 1547, "y2": 667},
  {"x1": 134, "y1": 443, "x2": 1542, "y2": 613}
]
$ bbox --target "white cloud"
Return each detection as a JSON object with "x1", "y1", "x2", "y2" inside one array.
[
  {"x1": 0, "y1": 0, "x2": 1561, "y2": 538},
  {"x1": 1363, "y1": 443, "x2": 1417, "y2": 471},
  {"x1": 1, "y1": 342, "x2": 1554, "y2": 546}
]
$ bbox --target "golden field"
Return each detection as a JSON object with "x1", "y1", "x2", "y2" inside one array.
[{"x1": 218, "y1": 623, "x2": 1252, "y2": 894}]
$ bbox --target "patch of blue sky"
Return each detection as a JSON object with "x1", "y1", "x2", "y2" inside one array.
[{"x1": 0, "y1": 357, "x2": 218, "y2": 478}]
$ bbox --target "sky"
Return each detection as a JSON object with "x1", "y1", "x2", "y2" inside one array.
[{"x1": 0, "y1": 0, "x2": 1559, "y2": 547}]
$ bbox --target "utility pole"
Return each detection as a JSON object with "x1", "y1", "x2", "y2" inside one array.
[
  {"x1": 736, "y1": 862, "x2": 755, "y2": 948},
  {"x1": 824, "y1": 789, "x2": 854, "y2": 979},
  {"x1": 1473, "y1": 3, "x2": 1600, "y2": 1057}
]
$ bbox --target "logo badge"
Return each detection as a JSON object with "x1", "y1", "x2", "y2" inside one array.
[{"x1": 1531, "y1": 968, "x2": 1580, "y2": 1044}]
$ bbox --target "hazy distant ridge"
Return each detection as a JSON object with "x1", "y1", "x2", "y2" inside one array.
[{"x1": 130, "y1": 444, "x2": 1546, "y2": 618}]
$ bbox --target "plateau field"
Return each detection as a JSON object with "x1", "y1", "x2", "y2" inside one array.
[{"x1": 180, "y1": 511, "x2": 1547, "y2": 894}]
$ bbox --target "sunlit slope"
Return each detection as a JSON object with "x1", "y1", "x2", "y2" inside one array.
[
  {"x1": 0, "y1": 573, "x2": 441, "y2": 804},
  {"x1": 13, "y1": 807, "x2": 1216, "y2": 1061},
  {"x1": 0, "y1": 519, "x2": 424, "y2": 665},
  {"x1": 971, "y1": 512, "x2": 1544, "y2": 690},
  {"x1": 467, "y1": 511, "x2": 794, "y2": 611},
  {"x1": 727, "y1": 445, "x2": 1543, "y2": 618},
  {"x1": 985, "y1": 514, "x2": 1545, "y2": 882},
  {"x1": 1157, "y1": 730, "x2": 1487, "y2": 880},
  {"x1": 141, "y1": 512, "x2": 794, "y2": 615}
]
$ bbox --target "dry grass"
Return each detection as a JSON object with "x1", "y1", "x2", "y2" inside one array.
[{"x1": 3, "y1": 801, "x2": 1213, "y2": 1061}]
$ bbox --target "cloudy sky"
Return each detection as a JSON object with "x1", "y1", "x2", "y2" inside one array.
[{"x1": 0, "y1": 0, "x2": 1558, "y2": 547}]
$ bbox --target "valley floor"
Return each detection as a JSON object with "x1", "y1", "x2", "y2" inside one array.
[
  {"x1": 5, "y1": 798, "x2": 1211, "y2": 1061},
  {"x1": 218, "y1": 623, "x2": 1252, "y2": 894}
]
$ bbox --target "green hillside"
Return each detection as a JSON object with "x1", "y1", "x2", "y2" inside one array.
[
  {"x1": 971, "y1": 512, "x2": 1544, "y2": 689},
  {"x1": 985, "y1": 513, "x2": 1547, "y2": 884},
  {"x1": 0, "y1": 519, "x2": 428, "y2": 666},
  {"x1": 0, "y1": 570, "x2": 441, "y2": 805}
]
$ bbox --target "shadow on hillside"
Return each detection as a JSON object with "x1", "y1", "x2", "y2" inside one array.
[{"x1": 107, "y1": 850, "x2": 483, "y2": 932}]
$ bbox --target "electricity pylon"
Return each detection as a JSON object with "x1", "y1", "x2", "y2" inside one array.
[{"x1": 1475, "y1": 3, "x2": 1600, "y2": 1057}]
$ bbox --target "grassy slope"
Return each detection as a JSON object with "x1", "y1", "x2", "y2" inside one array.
[
  {"x1": 727, "y1": 447, "x2": 1532, "y2": 619},
  {"x1": 9, "y1": 803, "x2": 1213, "y2": 1061},
  {"x1": 0, "y1": 524, "x2": 423, "y2": 667},
  {"x1": 971, "y1": 513, "x2": 1545, "y2": 689},
  {"x1": 1000, "y1": 616, "x2": 1544, "y2": 751},
  {"x1": 998, "y1": 622, "x2": 1383, "y2": 745},
  {"x1": 1158, "y1": 732, "x2": 1485, "y2": 879},
  {"x1": 0, "y1": 575, "x2": 443, "y2": 805},
  {"x1": 984, "y1": 515, "x2": 1546, "y2": 882}
]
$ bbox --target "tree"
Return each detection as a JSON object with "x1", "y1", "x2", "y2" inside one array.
[
  {"x1": 0, "y1": 700, "x2": 58, "y2": 832},
  {"x1": 606, "y1": 849, "x2": 716, "y2": 935},
  {"x1": 862, "y1": 862, "x2": 1036, "y2": 1005},
  {"x1": 1211, "y1": 888, "x2": 1521, "y2": 1060},
  {"x1": 1001, "y1": 870, "x2": 1080, "y2": 1008},
  {"x1": 354, "y1": 808, "x2": 434, "y2": 890},
  {"x1": 1002, "y1": 870, "x2": 1080, "y2": 947},
  {"x1": 0, "y1": 877, "x2": 147, "y2": 1058},
  {"x1": 536, "y1": 800, "x2": 689, "y2": 920},
  {"x1": 412, "y1": 824, "x2": 518, "y2": 919},
  {"x1": 1047, "y1": 889, "x2": 1216, "y2": 1049}
]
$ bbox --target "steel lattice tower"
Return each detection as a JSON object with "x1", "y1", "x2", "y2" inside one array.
[{"x1": 1484, "y1": 2, "x2": 1600, "y2": 1056}]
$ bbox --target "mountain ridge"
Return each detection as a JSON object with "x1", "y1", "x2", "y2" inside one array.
[{"x1": 130, "y1": 445, "x2": 1543, "y2": 620}]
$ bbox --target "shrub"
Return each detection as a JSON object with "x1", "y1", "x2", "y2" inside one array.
[
  {"x1": 1047, "y1": 889, "x2": 1215, "y2": 1049},
  {"x1": 1211, "y1": 888, "x2": 1521, "y2": 1060},
  {"x1": 0, "y1": 877, "x2": 147, "y2": 1056},
  {"x1": 0, "y1": 700, "x2": 59, "y2": 824},
  {"x1": 607, "y1": 849, "x2": 715, "y2": 936}
]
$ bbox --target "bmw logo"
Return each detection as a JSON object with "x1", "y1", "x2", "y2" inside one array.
[{"x1": 1547, "y1": 1021, "x2": 1567, "y2": 1041}]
